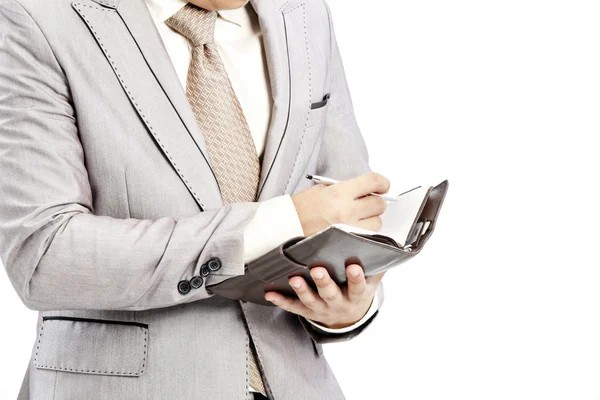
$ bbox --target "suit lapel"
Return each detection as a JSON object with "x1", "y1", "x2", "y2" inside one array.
[
  {"x1": 116, "y1": 0, "x2": 215, "y2": 171},
  {"x1": 248, "y1": 0, "x2": 292, "y2": 201},
  {"x1": 251, "y1": 0, "x2": 316, "y2": 202},
  {"x1": 74, "y1": 0, "x2": 223, "y2": 210},
  {"x1": 76, "y1": 0, "x2": 304, "y2": 206}
]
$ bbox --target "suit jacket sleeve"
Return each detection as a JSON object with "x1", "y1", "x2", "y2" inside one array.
[
  {"x1": 299, "y1": 0, "x2": 385, "y2": 344},
  {"x1": 0, "y1": 0, "x2": 261, "y2": 312}
]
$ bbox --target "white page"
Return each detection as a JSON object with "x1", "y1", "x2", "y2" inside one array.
[
  {"x1": 328, "y1": 185, "x2": 431, "y2": 247},
  {"x1": 378, "y1": 185, "x2": 430, "y2": 246}
]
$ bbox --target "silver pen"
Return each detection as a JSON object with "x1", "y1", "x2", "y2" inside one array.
[{"x1": 306, "y1": 174, "x2": 397, "y2": 202}]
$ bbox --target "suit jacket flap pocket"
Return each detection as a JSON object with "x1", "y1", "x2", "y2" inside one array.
[
  {"x1": 34, "y1": 317, "x2": 148, "y2": 377},
  {"x1": 307, "y1": 93, "x2": 331, "y2": 127}
]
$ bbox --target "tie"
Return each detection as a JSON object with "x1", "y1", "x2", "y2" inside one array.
[
  {"x1": 166, "y1": 4, "x2": 266, "y2": 396},
  {"x1": 166, "y1": 3, "x2": 260, "y2": 205}
]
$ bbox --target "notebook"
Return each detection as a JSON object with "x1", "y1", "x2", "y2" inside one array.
[{"x1": 207, "y1": 180, "x2": 449, "y2": 305}]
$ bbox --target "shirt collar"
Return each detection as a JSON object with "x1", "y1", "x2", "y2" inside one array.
[{"x1": 144, "y1": 0, "x2": 248, "y2": 27}]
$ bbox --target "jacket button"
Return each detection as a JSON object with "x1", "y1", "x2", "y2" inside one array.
[
  {"x1": 200, "y1": 264, "x2": 210, "y2": 277},
  {"x1": 190, "y1": 276, "x2": 204, "y2": 289},
  {"x1": 177, "y1": 280, "x2": 191, "y2": 295},
  {"x1": 208, "y1": 258, "x2": 222, "y2": 272}
]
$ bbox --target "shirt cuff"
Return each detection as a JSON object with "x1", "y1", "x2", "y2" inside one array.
[
  {"x1": 243, "y1": 194, "x2": 304, "y2": 264},
  {"x1": 305, "y1": 290, "x2": 380, "y2": 334}
]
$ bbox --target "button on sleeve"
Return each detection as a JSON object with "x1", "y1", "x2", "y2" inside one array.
[{"x1": 177, "y1": 280, "x2": 191, "y2": 295}]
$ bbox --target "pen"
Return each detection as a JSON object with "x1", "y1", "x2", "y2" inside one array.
[{"x1": 305, "y1": 174, "x2": 397, "y2": 202}]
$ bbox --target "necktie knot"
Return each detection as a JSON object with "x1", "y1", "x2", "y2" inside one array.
[{"x1": 165, "y1": 3, "x2": 218, "y2": 47}]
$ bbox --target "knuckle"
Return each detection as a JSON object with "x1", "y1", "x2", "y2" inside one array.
[
  {"x1": 373, "y1": 173, "x2": 391, "y2": 192},
  {"x1": 376, "y1": 196, "x2": 387, "y2": 213},
  {"x1": 381, "y1": 175, "x2": 391, "y2": 190},
  {"x1": 294, "y1": 283, "x2": 307, "y2": 292},
  {"x1": 315, "y1": 279, "x2": 329, "y2": 289},
  {"x1": 368, "y1": 171, "x2": 380, "y2": 182},
  {"x1": 370, "y1": 172, "x2": 385, "y2": 187},
  {"x1": 349, "y1": 285, "x2": 364, "y2": 297},
  {"x1": 304, "y1": 299, "x2": 317, "y2": 308},
  {"x1": 372, "y1": 216, "x2": 383, "y2": 231},
  {"x1": 321, "y1": 313, "x2": 333, "y2": 324},
  {"x1": 336, "y1": 305, "x2": 350, "y2": 314},
  {"x1": 280, "y1": 300, "x2": 292, "y2": 311},
  {"x1": 324, "y1": 293, "x2": 338, "y2": 302}
]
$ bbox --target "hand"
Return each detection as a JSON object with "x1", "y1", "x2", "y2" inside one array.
[
  {"x1": 291, "y1": 172, "x2": 391, "y2": 237},
  {"x1": 265, "y1": 264, "x2": 385, "y2": 330}
]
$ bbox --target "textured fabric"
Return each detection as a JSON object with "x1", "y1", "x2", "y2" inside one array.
[
  {"x1": 34, "y1": 318, "x2": 149, "y2": 376},
  {"x1": 247, "y1": 335, "x2": 266, "y2": 396},
  {"x1": 166, "y1": 3, "x2": 265, "y2": 395},
  {"x1": 0, "y1": 0, "x2": 384, "y2": 398},
  {"x1": 166, "y1": 3, "x2": 260, "y2": 205},
  {"x1": 148, "y1": 1, "x2": 273, "y2": 157}
]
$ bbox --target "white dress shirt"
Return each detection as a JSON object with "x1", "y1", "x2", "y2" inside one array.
[{"x1": 142, "y1": 1, "x2": 379, "y2": 390}]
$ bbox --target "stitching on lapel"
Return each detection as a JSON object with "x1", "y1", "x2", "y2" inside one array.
[
  {"x1": 282, "y1": 3, "x2": 310, "y2": 193},
  {"x1": 256, "y1": 9, "x2": 294, "y2": 199},
  {"x1": 91, "y1": 0, "x2": 119, "y2": 9},
  {"x1": 72, "y1": 2, "x2": 207, "y2": 210}
]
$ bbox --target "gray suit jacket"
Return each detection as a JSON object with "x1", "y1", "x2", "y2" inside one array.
[{"x1": 0, "y1": 0, "x2": 384, "y2": 398}]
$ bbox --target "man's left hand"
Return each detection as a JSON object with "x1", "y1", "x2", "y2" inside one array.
[{"x1": 265, "y1": 264, "x2": 385, "y2": 329}]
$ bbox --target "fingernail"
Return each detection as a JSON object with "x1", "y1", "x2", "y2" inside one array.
[
  {"x1": 349, "y1": 268, "x2": 360, "y2": 277},
  {"x1": 313, "y1": 271, "x2": 324, "y2": 280},
  {"x1": 291, "y1": 281, "x2": 302, "y2": 289}
]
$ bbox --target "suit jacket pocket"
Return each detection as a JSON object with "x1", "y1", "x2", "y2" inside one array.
[
  {"x1": 34, "y1": 316, "x2": 148, "y2": 377},
  {"x1": 310, "y1": 93, "x2": 330, "y2": 110},
  {"x1": 307, "y1": 93, "x2": 330, "y2": 127}
]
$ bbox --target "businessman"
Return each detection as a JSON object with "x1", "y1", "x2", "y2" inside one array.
[{"x1": 0, "y1": 0, "x2": 389, "y2": 398}]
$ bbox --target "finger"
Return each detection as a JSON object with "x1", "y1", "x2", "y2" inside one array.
[
  {"x1": 334, "y1": 172, "x2": 391, "y2": 200},
  {"x1": 353, "y1": 216, "x2": 383, "y2": 232},
  {"x1": 265, "y1": 291, "x2": 312, "y2": 317},
  {"x1": 365, "y1": 271, "x2": 386, "y2": 288},
  {"x1": 310, "y1": 267, "x2": 344, "y2": 306},
  {"x1": 354, "y1": 194, "x2": 387, "y2": 219},
  {"x1": 346, "y1": 264, "x2": 368, "y2": 303},
  {"x1": 288, "y1": 276, "x2": 326, "y2": 311}
]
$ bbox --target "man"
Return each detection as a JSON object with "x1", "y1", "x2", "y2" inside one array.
[{"x1": 0, "y1": 0, "x2": 390, "y2": 398}]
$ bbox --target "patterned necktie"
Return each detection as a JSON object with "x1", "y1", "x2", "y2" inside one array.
[
  {"x1": 165, "y1": 4, "x2": 266, "y2": 397},
  {"x1": 166, "y1": 3, "x2": 260, "y2": 205}
]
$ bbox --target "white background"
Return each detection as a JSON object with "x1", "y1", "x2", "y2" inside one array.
[{"x1": 2, "y1": 0, "x2": 600, "y2": 399}]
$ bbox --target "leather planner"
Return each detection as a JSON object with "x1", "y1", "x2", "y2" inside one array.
[{"x1": 207, "y1": 180, "x2": 449, "y2": 306}]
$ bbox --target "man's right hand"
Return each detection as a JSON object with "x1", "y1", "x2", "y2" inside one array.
[{"x1": 290, "y1": 172, "x2": 391, "y2": 237}]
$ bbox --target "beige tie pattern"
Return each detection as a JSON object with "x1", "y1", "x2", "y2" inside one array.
[
  {"x1": 166, "y1": 3, "x2": 260, "y2": 205},
  {"x1": 166, "y1": 4, "x2": 266, "y2": 397}
]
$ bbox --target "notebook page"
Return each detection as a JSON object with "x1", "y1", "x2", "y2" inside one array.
[
  {"x1": 378, "y1": 185, "x2": 430, "y2": 246},
  {"x1": 329, "y1": 185, "x2": 431, "y2": 247}
]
